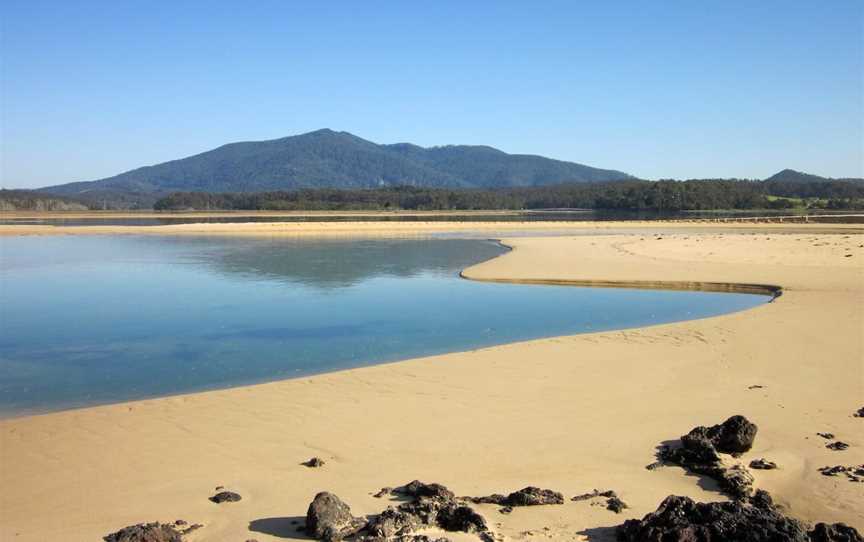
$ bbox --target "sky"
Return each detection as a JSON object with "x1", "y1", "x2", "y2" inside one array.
[{"x1": 1, "y1": 1, "x2": 862, "y2": 188}]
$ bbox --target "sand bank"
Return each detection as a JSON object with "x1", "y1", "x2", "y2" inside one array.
[
  {"x1": 0, "y1": 229, "x2": 862, "y2": 541},
  {"x1": 1, "y1": 218, "x2": 862, "y2": 237}
]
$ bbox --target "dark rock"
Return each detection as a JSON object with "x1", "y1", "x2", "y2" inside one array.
[
  {"x1": 435, "y1": 503, "x2": 488, "y2": 533},
  {"x1": 616, "y1": 491, "x2": 810, "y2": 542},
  {"x1": 818, "y1": 464, "x2": 864, "y2": 483},
  {"x1": 572, "y1": 489, "x2": 617, "y2": 501},
  {"x1": 854, "y1": 407, "x2": 864, "y2": 418},
  {"x1": 303, "y1": 457, "x2": 326, "y2": 468},
  {"x1": 103, "y1": 523, "x2": 182, "y2": 542},
  {"x1": 818, "y1": 433, "x2": 836, "y2": 440},
  {"x1": 685, "y1": 415, "x2": 758, "y2": 455},
  {"x1": 373, "y1": 487, "x2": 393, "y2": 498},
  {"x1": 747, "y1": 385, "x2": 765, "y2": 390},
  {"x1": 809, "y1": 522, "x2": 864, "y2": 542},
  {"x1": 606, "y1": 496, "x2": 628, "y2": 513},
  {"x1": 210, "y1": 491, "x2": 242, "y2": 503},
  {"x1": 498, "y1": 506, "x2": 513, "y2": 514},
  {"x1": 657, "y1": 416, "x2": 759, "y2": 499},
  {"x1": 503, "y1": 487, "x2": 564, "y2": 506},
  {"x1": 471, "y1": 486, "x2": 563, "y2": 506},
  {"x1": 572, "y1": 489, "x2": 626, "y2": 513},
  {"x1": 363, "y1": 481, "x2": 498, "y2": 541},
  {"x1": 750, "y1": 458, "x2": 778, "y2": 470},
  {"x1": 392, "y1": 480, "x2": 455, "y2": 501},
  {"x1": 365, "y1": 507, "x2": 423, "y2": 538},
  {"x1": 469, "y1": 493, "x2": 508, "y2": 505},
  {"x1": 305, "y1": 492, "x2": 366, "y2": 541},
  {"x1": 827, "y1": 441, "x2": 850, "y2": 451}
]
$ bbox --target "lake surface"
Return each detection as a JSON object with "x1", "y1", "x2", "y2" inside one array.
[
  {"x1": 2, "y1": 208, "x2": 857, "y2": 226},
  {"x1": 0, "y1": 236, "x2": 768, "y2": 416}
]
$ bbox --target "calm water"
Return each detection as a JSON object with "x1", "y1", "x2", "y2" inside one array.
[
  {"x1": 3, "y1": 208, "x2": 856, "y2": 227},
  {"x1": 0, "y1": 236, "x2": 768, "y2": 416}
]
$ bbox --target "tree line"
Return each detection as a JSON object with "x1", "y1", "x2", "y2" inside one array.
[{"x1": 152, "y1": 179, "x2": 864, "y2": 212}]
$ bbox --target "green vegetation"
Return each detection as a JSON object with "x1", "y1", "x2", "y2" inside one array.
[
  {"x1": 154, "y1": 179, "x2": 864, "y2": 212},
  {"x1": 0, "y1": 189, "x2": 90, "y2": 211}
]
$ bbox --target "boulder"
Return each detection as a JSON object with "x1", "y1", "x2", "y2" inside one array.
[
  {"x1": 305, "y1": 492, "x2": 366, "y2": 541},
  {"x1": 103, "y1": 522, "x2": 182, "y2": 542},
  {"x1": 809, "y1": 523, "x2": 864, "y2": 542},
  {"x1": 749, "y1": 458, "x2": 778, "y2": 470},
  {"x1": 209, "y1": 491, "x2": 241, "y2": 503},
  {"x1": 616, "y1": 491, "x2": 810, "y2": 542},
  {"x1": 470, "y1": 486, "x2": 563, "y2": 506},
  {"x1": 684, "y1": 415, "x2": 758, "y2": 455},
  {"x1": 392, "y1": 480, "x2": 455, "y2": 501}
]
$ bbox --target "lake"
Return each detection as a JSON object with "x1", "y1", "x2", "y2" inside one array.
[{"x1": 0, "y1": 236, "x2": 769, "y2": 416}]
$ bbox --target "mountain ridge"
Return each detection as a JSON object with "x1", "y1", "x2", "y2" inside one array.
[{"x1": 37, "y1": 129, "x2": 633, "y2": 205}]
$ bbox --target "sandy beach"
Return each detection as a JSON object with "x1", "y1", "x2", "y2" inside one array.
[
  {"x1": 1, "y1": 218, "x2": 862, "y2": 238},
  {"x1": 0, "y1": 225, "x2": 862, "y2": 541}
]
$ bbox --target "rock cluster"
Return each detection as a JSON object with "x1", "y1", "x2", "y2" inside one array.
[
  {"x1": 809, "y1": 522, "x2": 864, "y2": 542},
  {"x1": 571, "y1": 489, "x2": 628, "y2": 513},
  {"x1": 469, "y1": 486, "x2": 564, "y2": 507},
  {"x1": 657, "y1": 415, "x2": 758, "y2": 499},
  {"x1": 209, "y1": 490, "x2": 242, "y2": 503},
  {"x1": 826, "y1": 441, "x2": 850, "y2": 451},
  {"x1": 818, "y1": 464, "x2": 864, "y2": 483},
  {"x1": 103, "y1": 522, "x2": 183, "y2": 542},
  {"x1": 749, "y1": 458, "x2": 778, "y2": 470},
  {"x1": 306, "y1": 481, "x2": 494, "y2": 542},
  {"x1": 853, "y1": 407, "x2": 864, "y2": 418},
  {"x1": 618, "y1": 491, "x2": 864, "y2": 541}
]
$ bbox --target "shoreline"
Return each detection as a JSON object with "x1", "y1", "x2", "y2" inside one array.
[
  {"x1": 1, "y1": 218, "x2": 863, "y2": 237},
  {"x1": 0, "y1": 239, "x2": 779, "y2": 422},
  {"x1": 0, "y1": 227, "x2": 861, "y2": 540}
]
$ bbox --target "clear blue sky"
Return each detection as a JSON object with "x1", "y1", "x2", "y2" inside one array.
[{"x1": 2, "y1": 1, "x2": 862, "y2": 188}]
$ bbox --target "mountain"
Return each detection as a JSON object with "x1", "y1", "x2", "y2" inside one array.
[
  {"x1": 37, "y1": 129, "x2": 632, "y2": 207},
  {"x1": 765, "y1": 169, "x2": 864, "y2": 184}
]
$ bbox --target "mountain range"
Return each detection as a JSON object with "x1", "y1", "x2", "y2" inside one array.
[{"x1": 36, "y1": 129, "x2": 632, "y2": 206}]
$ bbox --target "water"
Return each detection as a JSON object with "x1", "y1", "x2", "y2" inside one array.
[
  {"x1": 0, "y1": 236, "x2": 769, "y2": 416},
  {"x1": 3, "y1": 208, "x2": 856, "y2": 227}
]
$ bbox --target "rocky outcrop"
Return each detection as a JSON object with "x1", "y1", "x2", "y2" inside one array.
[
  {"x1": 366, "y1": 482, "x2": 488, "y2": 539},
  {"x1": 103, "y1": 522, "x2": 183, "y2": 542},
  {"x1": 209, "y1": 491, "x2": 242, "y2": 503},
  {"x1": 683, "y1": 415, "x2": 758, "y2": 455},
  {"x1": 809, "y1": 523, "x2": 864, "y2": 542},
  {"x1": 571, "y1": 489, "x2": 628, "y2": 513},
  {"x1": 391, "y1": 480, "x2": 455, "y2": 501},
  {"x1": 309, "y1": 482, "x2": 495, "y2": 542},
  {"x1": 818, "y1": 464, "x2": 864, "y2": 483},
  {"x1": 306, "y1": 492, "x2": 366, "y2": 541},
  {"x1": 656, "y1": 415, "x2": 759, "y2": 499},
  {"x1": 469, "y1": 486, "x2": 563, "y2": 507},
  {"x1": 617, "y1": 491, "x2": 810, "y2": 542},
  {"x1": 749, "y1": 458, "x2": 778, "y2": 470}
]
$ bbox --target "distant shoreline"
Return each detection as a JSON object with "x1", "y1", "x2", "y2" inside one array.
[{"x1": 1, "y1": 217, "x2": 862, "y2": 237}]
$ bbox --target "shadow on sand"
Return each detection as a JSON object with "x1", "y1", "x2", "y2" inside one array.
[{"x1": 248, "y1": 516, "x2": 311, "y2": 540}]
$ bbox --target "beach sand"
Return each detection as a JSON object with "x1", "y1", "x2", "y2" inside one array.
[{"x1": 0, "y1": 226, "x2": 862, "y2": 541}]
